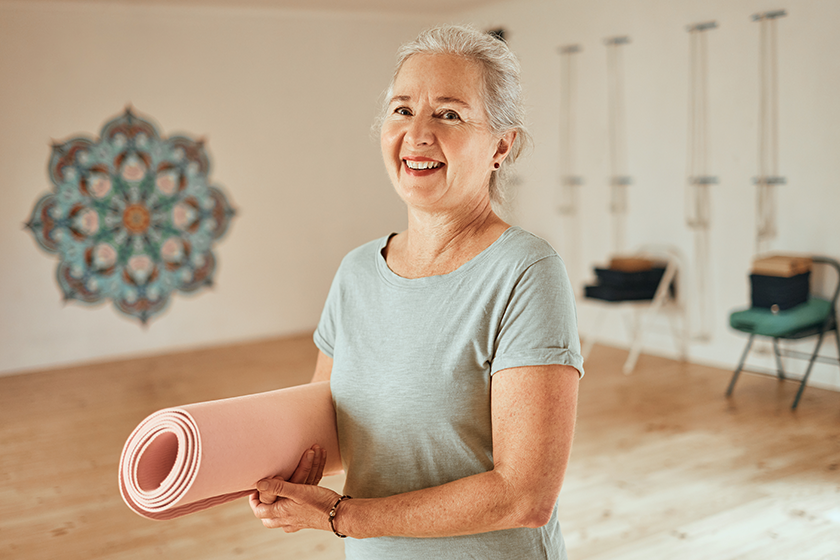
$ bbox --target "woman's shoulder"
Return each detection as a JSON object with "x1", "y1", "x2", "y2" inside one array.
[
  {"x1": 494, "y1": 226, "x2": 561, "y2": 266},
  {"x1": 345, "y1": 235, "x2": 389, "y2": 257},
  {"x1": 335, "y1": 235, "x2": 391, "y2": 273}
]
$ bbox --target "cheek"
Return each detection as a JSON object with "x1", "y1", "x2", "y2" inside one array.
[
  {"x1": 380, "y1": 126, "x2": 401, "y2": 160},
  {"x1": 380, "y1": 131, "x2": 402, "y2": 185}
]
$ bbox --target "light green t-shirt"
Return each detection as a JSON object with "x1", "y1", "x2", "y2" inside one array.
[{"x1": 314, "y1": 226, "x2": 583, "y2": 560}]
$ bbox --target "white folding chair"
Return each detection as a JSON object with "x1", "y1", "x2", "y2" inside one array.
[{"x1": 581, "y1": 246, "x2": 688, "y2": 374}]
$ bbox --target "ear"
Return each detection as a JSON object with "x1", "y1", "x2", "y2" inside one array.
[{"x1": 493, "y1": 130, "x2": 518, "y2": 165}]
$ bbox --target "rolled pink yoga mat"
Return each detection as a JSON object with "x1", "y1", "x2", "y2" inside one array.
[{"x1": 119, "y1": 381, "x2": 341, "y2": 520}]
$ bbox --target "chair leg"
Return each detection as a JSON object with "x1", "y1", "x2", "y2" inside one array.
[
  {"x1": 624, "y1": 273, "x2": 674, "y2": 375},
  {"x1": 834, "y1": 327, "x2": 840, "y2": 360},
  {"x1": 727, "y1": 334, "x2": 755, "y2": 397},
  {"x1": 667, "y1": 302, "x2": 689, "y2": 361},
  {"x1": 791, "y1": 330, "x2": 826, "y2": 410},
  {"x1": 772, "y1": 338, "x2": 786, "y2": 380},
  {"x1": 623, "y1": 308, "x2": 645, "y2": 375}
]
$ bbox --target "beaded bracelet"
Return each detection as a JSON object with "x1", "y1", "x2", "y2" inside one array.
[{"x1": 329, "y1": 495, "x2": 352, "y2": 538}]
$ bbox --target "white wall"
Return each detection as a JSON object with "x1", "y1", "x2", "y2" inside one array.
[
  {"x1": 458, "y1": 0, "x2": 840, "y2": 390},
  {"x1": 4, "y1": 0, "x2": 839, "y2": 393},
  {"x1": 0, "y1": 1, "x2": 432, "y2": 374}
]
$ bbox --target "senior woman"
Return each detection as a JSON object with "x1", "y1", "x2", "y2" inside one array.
[{"x1": 250, "y1": 24, "x2": 584, "y2": 560}]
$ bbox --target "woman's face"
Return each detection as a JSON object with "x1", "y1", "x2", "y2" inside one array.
[{"x1": 380, "y1": 53, "x2": 513, "y2": 214}]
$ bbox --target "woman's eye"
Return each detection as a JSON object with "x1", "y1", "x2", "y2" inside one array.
[
  {"x1": 441, "y1": 110, "x2": 460, "y2": 120},
  {"x1": 394, "y1": 107, "x2": 412, "y2": 116}
]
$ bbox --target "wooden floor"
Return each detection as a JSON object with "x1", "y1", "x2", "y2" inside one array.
[{"x1": 1, "y1": 335, "x2": 839, "y2": 559}]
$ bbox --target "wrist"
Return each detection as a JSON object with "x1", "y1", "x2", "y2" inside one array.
[{"x1": 329, "y1": 495, "x2": 352, "y2": 538}]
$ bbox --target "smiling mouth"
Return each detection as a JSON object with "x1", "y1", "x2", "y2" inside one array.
[{"x1": 404, "y1": 160, "x2": 443, "y2": 170}]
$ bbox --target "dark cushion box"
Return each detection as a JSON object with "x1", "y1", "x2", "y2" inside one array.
[
  {"x1": 750, "y1": 272, "x2": 810, "y2": 310},
  {"x1": 585, "y1": 267, "x2": 670, "y2": 302}
]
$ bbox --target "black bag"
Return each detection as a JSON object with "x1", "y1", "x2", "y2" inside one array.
[
  {"x1": 750, "y1": 272, "x2": 810, "y2": 310},
  {"x1": 584, "y1": 267, "x2": 667, "y2": 302}
]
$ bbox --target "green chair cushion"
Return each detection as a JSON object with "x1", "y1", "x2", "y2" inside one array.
[{"x1": 730, "y1": 297, "x2": 833, "y2": 338}]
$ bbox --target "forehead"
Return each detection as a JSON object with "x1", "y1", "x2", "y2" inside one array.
[{"x1": 392, "y1": 53, "x2": 485, "y2": 105}]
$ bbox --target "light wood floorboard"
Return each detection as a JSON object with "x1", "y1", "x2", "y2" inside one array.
[{"x1": 1, "y1": 335, "x2": 839, "y2": 559}]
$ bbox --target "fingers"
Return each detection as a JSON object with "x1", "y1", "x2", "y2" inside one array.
[
  {"x1": 256, "y1": 477, "x2": 285, "y2": 504},
  {"x1": 289, "y1": 444, "x2": 327, "y2": 486},
  {"x1": 309, "y1": 446, "x2": 326, "y2": 485},
  {"x1": 249, "y1": 446, "x2": 333, "y2": 533},
  {"x1": 249, "y1": 492, "x2": 301, "y2": 532},
  {"x1": 255, "y1": 444, "x2": 327, "y2": 508},
  {"x1": 250, "y1": 491, "x2": 269, "y2": 514},
  {"x1": 289, "y1": 448, "x2": 316, "y2": 485}
]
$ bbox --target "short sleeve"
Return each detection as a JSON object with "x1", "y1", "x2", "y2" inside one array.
[
  {"x1": 491, "y1": 255, "x2": 584, "y2": 378},
  {"x1": 313, "y1": 269, "x2": 341, "y2": 359}
]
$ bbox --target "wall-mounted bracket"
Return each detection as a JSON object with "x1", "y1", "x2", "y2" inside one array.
[
  {"x1": 557, "y1": 44, "x2": 582, "y2": 54},
  {"x1": 689, "y1": 176, "x2": 719, "y2": 185},
  {"x1": 687, "y1": 21, "x2": 718, "y2": 32},
  {"x1": 752, "y1": 10, "x2": 787, "y2": 21},
  {"x1": 604, "y1": 36, "x2": 631, "y2": 46},
  {"x1": 753, "y1": 176, "x2": 787, "y2": 185}
]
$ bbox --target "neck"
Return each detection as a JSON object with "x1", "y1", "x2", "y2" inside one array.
[{"x1": 387, "y1": 199, "x2": 510, "y2": 279}]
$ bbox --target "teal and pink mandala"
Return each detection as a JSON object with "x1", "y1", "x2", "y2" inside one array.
[{"x1": 26, "y1": 108, "x2": 236, "y2": 324}]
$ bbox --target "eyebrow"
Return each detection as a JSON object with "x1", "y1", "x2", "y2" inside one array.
[{"x1": 389, "y1": 95, "x2": 472, "y2": 109}]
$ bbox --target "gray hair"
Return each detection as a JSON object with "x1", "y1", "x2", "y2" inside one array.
[{"x1": 376, "y1": 24, "x2": 531, "y2": 204}]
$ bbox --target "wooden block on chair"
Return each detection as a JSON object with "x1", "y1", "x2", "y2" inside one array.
[
  {"x1": 751, "y1": 255, "x2": 812, "y2": 277},
  {"x1": 609, "y1": 256, "x2": 654, "y2": 272}
]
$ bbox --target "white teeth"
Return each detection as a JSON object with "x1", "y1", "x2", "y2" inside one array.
[{"x1": 405, "y1": 160, "x2": 442, "y2": 170}]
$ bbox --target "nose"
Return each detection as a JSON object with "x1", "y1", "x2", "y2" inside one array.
[{"x1": 404, "y1": 116, "x2": 434, "y2": 147}]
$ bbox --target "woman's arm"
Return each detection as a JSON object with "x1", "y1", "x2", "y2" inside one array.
[
  {"x1": 251, "y1": 363, "x2": 579, "y2": 538},
  {"x1": 310, "y1": 351, "x2": 333, "y2": 383}
]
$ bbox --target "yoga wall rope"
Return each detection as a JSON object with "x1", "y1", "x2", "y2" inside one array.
[
  {"x1": 605, "y1": 36, "x2": 632, "y2": 255},
  {"x1": 686, "y1": 21, "x2": 718, "y2": 341},
  {"x1": 754, "y1": 9, "x2": 787, "y2": 255},
  {"x1": 556, "y1": 44, "x2": 584, "y2": 288},
  {"x1": 556, "y1": 44, "x2": 584, "y2": 215}
]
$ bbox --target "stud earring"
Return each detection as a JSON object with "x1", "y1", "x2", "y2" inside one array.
[{"x1": 493, "y1": 162, "x2": 500, "y2": 169}]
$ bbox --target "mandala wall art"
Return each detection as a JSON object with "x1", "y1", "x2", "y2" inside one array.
[{"x1": 25, "y1": 108, "x2": 236, "y2": 324}]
